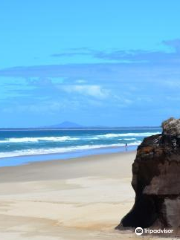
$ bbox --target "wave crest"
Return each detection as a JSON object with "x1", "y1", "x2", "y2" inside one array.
[
  {"x1": 95, "y1": 132, "x2": 161, "y2": 139},
  {"x1": 0, "y1": 136, "x2": 79, "y2": 143},
  {"x1": 0, "y1": 141, "x2": 141, "y2": 159}
]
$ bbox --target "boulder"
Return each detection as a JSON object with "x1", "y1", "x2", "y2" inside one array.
[
  {"x1": 116, "y1": 117, "x2": 180, "y2": 232},
  {"x1": 162, "y1": 117, "x2": 180, "y2": 136}
]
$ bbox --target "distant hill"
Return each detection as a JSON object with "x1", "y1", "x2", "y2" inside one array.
[
  {"x1": 46, "y1": 121, "x2": 83, "y2": 129},
  {"x1": 0, "y1": 122, "x2": 161, "y2": 130},
  {"x1": 44, "y1": 122, "x2": 161, "y2": 130}
]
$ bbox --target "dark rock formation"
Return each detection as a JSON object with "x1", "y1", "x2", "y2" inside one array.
[{"x1": 116, "y1": 117, "x2": 180, "y2": 231}]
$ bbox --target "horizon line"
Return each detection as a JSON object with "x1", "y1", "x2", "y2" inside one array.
[{"x1": 0, "y1": 126, "x2": 161, "y2": 130}]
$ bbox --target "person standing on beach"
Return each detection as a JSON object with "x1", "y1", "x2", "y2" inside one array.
[{"x1": 125, "y1": 143, "x2": 128, "y2": 151}]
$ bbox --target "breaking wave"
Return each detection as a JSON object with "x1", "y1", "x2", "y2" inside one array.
[{"x1": 0, "y1": 141, "x2": 141, "y2": 159}]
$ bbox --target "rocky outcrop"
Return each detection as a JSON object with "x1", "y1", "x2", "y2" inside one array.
[
  {"x1": 116, "y1": 117, "x2": 180, "y2": 232},
  {"x1": 162, "y1": 117, "x2": 180, "y2": 136}
]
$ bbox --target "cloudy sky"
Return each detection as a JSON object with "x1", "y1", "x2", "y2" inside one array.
[{"x1": 0, "y1": 0, "x2": 180, "y2": 127}]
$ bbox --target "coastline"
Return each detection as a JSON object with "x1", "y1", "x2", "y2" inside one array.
[
  {"x1": 0, "y1": 128, "x2": 161, "y2": 168},
  {"x1": 0, "y1": 151, "x2": 136, "y2": 181},
  {"x1": 0, "y1": 151, "x2": 168, "y2": 240},
  {"x1": 0, "y1": 145, "x2": 137, "y2": 167}
]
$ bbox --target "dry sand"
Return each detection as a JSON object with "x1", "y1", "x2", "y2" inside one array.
[{"x1": 0, "y1": 151, "x2": 168, "y2": 240}]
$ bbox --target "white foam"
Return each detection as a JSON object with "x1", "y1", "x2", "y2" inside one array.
[
  {"x1": 0, "y1": 141, "x2": 141, "y2": 159},
  {"x1": 95, "y1": 132, "x2": 161, "y2": 138},
  {"x1": 0, "y1": 136, "x2": 80, "y2": 143},
  {"x1": 122, "y1": 138, "x2": 136, "y2": 140},
  {"x1": 0, "y1": 132, "x2": 161, "y2": 144}
]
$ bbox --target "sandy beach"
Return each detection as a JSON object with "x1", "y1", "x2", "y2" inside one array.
[{"x1": 0, "y1": 151, "x2": 167, "y2": 240}]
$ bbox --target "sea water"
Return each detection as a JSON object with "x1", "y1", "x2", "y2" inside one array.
[{"x1": 0, "y1": 128, "x2": 161, "y2": 167}]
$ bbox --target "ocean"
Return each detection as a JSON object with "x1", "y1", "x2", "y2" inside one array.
[{"x1": 0, "y1": 128, "x2": 161, "y2": 167}]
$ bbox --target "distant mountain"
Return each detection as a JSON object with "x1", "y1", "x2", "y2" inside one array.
[
  {"x1": 46, "y1": 121, "x2": 83, "y2": 129},
  {"x1": 0, "y1": 122, "x2": 161, "y2": 130},
  {"x1": 44, "y1": 122, "x2": 160, "y2": 129}
]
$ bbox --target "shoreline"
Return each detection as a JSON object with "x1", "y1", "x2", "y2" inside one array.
[
  {"x1": 0, "y1": 145, "x2": 137, "y2": 167},
  {"x1": 0, "y1": 151, "x2": 136, "y2": 182}
]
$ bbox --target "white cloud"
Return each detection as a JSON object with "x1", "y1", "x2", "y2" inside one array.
[{"x1": 61, "y1": 84, "x2": 110, "y2": 99}]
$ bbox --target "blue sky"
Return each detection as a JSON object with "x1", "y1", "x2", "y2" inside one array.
[{"x1": 0, "y1": 0, "x2": 180, "y2": 127}]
